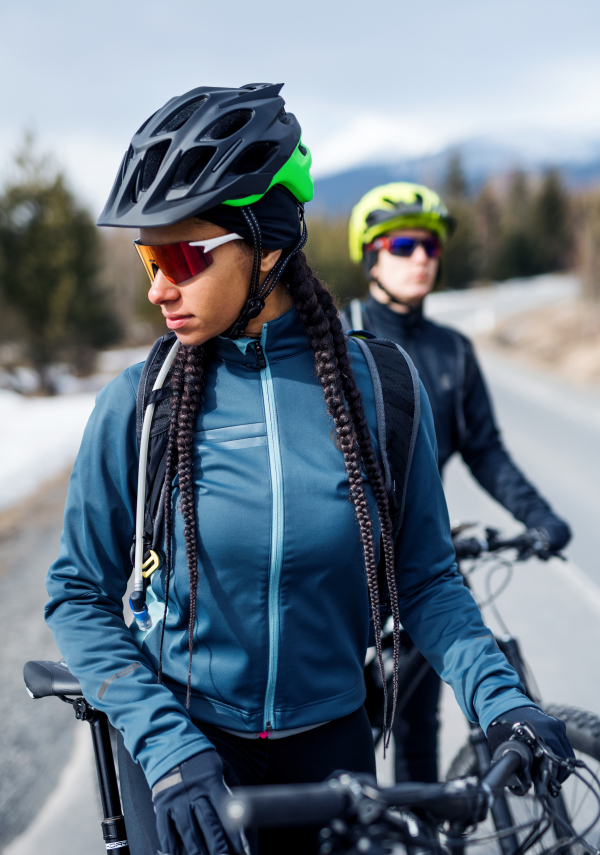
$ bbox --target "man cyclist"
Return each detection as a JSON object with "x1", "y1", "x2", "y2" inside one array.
[{"x1": 343, "y1": 181, "x2": 572, "y2": 785}]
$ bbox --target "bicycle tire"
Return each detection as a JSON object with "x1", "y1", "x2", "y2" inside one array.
[{"x1": 447, "y1": 705, "x2": 600, "y2": 855}]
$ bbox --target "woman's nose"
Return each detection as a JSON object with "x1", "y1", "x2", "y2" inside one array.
[{"x1": 148, "y1": 270, "x2": 180, "y2": 305}]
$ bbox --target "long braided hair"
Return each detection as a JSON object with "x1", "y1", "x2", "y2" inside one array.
[{"x1": 159, "y1": 249, "x2": 401, "y2": 742}]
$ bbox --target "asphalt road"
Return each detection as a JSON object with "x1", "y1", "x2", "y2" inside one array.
[
  {"x1": 0, "y1": 473, "x2": 103, "y2": 853},
  {"x1": 4, "y1": 275, "x2": 600, "y2": 852}
]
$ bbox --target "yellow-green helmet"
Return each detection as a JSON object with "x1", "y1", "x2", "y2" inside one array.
[{"x1": 349, "y1": 182, "x2": 454, "y2": 264}]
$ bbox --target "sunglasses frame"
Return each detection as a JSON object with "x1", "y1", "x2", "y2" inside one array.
[
  {"x1": 133, "y1": 232, "x2": 243, "y2": 284},
  {"x1": 367, "y1": 235, "x2": 442, "y2": 259}
]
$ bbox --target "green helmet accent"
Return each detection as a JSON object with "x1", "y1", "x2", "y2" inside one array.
[
  {"x1": 349, "y1": 182, "x2": 454, "y2": 263},
  {"x1": 223, "y1": 139, "x2": 314, "y2": 208}
]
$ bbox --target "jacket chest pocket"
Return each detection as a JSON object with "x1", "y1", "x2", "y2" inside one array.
[{"x1": 195, "y1": 422, "x2": 267, "y2": 450}]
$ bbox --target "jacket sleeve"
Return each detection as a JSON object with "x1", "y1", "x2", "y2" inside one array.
[
  {"x1": 396, "y1": 382, "x2": 537, "y2": 733},
  {"x1": 45, "y1": 369, "x2": 213, "y2": 789},
  {"x1": 457, "y1": 338, "x2": 570, "y2": 549}
]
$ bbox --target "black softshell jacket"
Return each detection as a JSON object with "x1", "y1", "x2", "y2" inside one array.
[{"x1": 343, "y1": 297, "x2": 570, "y2": 549}]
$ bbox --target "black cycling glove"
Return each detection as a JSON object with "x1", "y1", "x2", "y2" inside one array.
[
  {"x1": 527, "y1": 513, "x2": 571, "y2": 554},
  {"x1": 152, "y1": 749, "x2": 247, "y2": 855},
  {"x1": 487, "y1": 706, "x2": 575, "y2": 783}
]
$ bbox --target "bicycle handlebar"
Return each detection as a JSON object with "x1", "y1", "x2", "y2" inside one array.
[
  {"x1": 224, "y1": 740, "x2": 532, "y2": 831},
  {"x1": 224, "y1": 780, "x2": 349, "y2": 829},
  {"x1": 452, "y1": 528, "x2": 556, "y2": 561}
]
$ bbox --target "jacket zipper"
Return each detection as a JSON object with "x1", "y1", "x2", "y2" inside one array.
[{"x1": 254, "y1": 339, "x2": 284, "y2": 731}]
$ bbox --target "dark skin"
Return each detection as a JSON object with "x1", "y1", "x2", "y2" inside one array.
[{"x1": 142, "y1": 217, "x2": 291, "y2": 346}]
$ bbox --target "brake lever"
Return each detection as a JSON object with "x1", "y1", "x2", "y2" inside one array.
[
  {"x1": 497, "y1": 723, "x2": 544, "y2": 795},
  {"x1": 534, "y1": 752, "x2": 563, "y2": 800}
]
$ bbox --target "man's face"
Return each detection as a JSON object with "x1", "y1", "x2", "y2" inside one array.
[{"x1": 369, "y1": 228, "x2": 440, "y2": 310}]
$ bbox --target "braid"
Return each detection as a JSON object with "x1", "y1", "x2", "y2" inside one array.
[
  {"x1": 317, "y1": 285, "x2": 401, "y2": 744},
  {"x1": 158, "y1": 349, "x2": 183, "y2": 684},
  {"x1": 160, "y1": 344, "x2": 208, "y2": 706},
  {"x1": 285, "y1": 251, "x2": 401, "y2": 745}
]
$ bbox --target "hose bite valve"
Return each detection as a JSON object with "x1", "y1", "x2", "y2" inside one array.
[{"x1": 129, "y1": 591, "x2": 152, "y2": 632}]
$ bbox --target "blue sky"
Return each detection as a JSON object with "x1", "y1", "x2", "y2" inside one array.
[{"x1": 2, "y1": 0, "x2": 600, "y2": 211}]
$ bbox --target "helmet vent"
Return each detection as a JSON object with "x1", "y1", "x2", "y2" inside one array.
[
  {"x1": 227, "y1": 141, "x2": 279, "y2": 175},
  {"x1": 199, "y1": 110, "x2": 254, "y2": 141},
  {"x1": 171, "y1": 146, "x2": 216, "y2": 188},
  {"x1": 154, "y1": 97, "x2": 209, "y2": 135},
  {"x1": 277, "y1": 108, "x2": 295, "y2": 126},
  {"x1": 121, "y1": 145, "x2": 134, "y2": 181},
  {"x1": 141, "y1": 141, "x2": 170, "y2": 192}
]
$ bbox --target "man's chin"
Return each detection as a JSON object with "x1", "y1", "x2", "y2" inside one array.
[{"x1": 408, "y1": 283, "x2": 434, "y2": 302}]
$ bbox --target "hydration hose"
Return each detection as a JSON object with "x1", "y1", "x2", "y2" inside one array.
[{"x1": 130, "y1": 339, "x2": 181, "y2": 631}]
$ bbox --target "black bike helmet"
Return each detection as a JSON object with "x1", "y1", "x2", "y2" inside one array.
[
  {"x1": 97, "y1": 82, "x2": 313, "y2": 228},
  {"x1": 98, "y1": 83, "x2": 313, "y2": 338}
]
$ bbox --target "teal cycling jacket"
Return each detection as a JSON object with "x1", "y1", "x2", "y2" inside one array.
[{"x1": 45, "y1": 307, "x2": 532, "y2": 788}]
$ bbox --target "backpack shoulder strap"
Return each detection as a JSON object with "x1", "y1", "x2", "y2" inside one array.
[
  {"x1": 133, "y1": 331, "x2": 179, "y2": 576},
  {"x1": 351, "y1": 335, "x2": 421, "y2": 538},
  {"x1": 136, "y1": 330, "x2": 178, "y2": 445}
]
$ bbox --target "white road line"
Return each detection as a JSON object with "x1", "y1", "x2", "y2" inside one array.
[
  {"x1": 550, "y1": 558, "x2": 600, "y2": 621},
  {"x1": 5, "y1": 725, "x2": 102, "y2": 855}
]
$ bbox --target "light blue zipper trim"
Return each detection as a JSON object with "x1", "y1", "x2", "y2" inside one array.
[{"x1": 258, "y1": 325, "x2": 285, "y2": 730}]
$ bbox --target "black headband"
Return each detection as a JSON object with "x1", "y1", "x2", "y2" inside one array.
[{"x1": 201, "y1": 185, "x2": 302, "y2": 249}]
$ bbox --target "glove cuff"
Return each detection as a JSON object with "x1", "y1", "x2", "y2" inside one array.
[{"x1": 152, "y1": 767, "x2": 182, "y2": 798}]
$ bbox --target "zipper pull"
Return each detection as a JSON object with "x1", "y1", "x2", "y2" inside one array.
[{"x1": 254, "y1": 342, "x2": 266, "y2": 370}]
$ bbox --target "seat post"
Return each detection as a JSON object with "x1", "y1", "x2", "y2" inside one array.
[{"x1": 72, "y1": 698, "x2": 130, "y2": 853}]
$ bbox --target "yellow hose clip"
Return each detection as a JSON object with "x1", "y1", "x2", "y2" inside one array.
[{"x1": 141, "y1": 550, "x2": 161, "y2": 579}]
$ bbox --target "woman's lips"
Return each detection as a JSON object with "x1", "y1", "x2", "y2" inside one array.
[{"x1": 165, "y1": 315, "x2": 193, "y2": 330}]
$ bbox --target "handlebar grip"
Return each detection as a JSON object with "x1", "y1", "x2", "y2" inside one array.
[
  {"x1": 224, "y1": 782, "x2": 349, "y2": 830},
  {"x1": 483, "y1": 741, "x2": 533, "y2": 790},
  {"x1": 453, "y1": 537, "x2": 484, "y2": 559}
]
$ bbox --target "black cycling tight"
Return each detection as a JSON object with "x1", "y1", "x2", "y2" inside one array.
[{"x1": 117, "y1": 705, "x2": 376, "y2": 855}]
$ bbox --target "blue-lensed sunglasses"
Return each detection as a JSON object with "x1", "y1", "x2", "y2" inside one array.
[{"x1": 366, "y1": 235, "x2": 442, "y2": 259}]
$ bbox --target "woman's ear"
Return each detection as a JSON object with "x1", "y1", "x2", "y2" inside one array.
[{"x1": 260, "y1": 248, "x2": 283, "y2": 275}]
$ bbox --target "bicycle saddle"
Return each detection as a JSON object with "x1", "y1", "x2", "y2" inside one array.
[{"x1": 23, "y1": 660, "x2": 83, "y2": 698}]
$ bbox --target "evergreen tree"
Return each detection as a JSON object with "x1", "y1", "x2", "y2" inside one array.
[
  {"x1": 440, "y1": 152, "x2": 479, "y2": 289},
  {"x1": 491, "y1": 171, "x2": 538, "y2": 281},
  {"x1": 443, "y1": 151, "x2": 469, "y2": 199},
  {"x1": 529, "y1": 169, "x2": 572, "y2": 273},
  {"x1": 472, "y1": 182, "x2": 501, "y2": 281},
  {"x1": 0, "y1": 138, "x2": 121, "y2": 393}
]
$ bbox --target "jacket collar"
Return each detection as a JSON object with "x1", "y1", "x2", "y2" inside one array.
[
  {"x1": 365, "y1": 295, "x2": 424, "y2": 334},
  {"x1": 212, "y1": 306, "x2": 309, "y2": 364}
]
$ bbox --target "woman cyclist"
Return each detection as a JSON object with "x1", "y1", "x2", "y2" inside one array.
[
  {"x1": 343, "y1": 183, "x2": 571, "y2": 786},
  {"x1": 45, "y1": 85, "x2": 572, "y2": 855}
]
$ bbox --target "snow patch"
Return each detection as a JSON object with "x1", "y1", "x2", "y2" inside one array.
[{"x1": 0, "y1": 389, "x2": 96, "y2": 512}]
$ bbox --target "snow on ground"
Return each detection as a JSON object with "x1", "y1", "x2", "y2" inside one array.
[
  {"x1": 0, "y1": 389, "x2": 97, "y2": 511},
  {"x1": 0, "y1": 346, "x2": 150, "y2": 513}
]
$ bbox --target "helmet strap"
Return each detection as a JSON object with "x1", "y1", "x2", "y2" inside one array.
[
  {"x1": 371, "y1": 277, "x2": 423, "y2": 312},
  {"x1": 222, "y1": 204, "x2": 308, "y2": 340}
]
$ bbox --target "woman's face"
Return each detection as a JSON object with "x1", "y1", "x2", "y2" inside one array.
[{"x1": 141, "y1": 218, "x2": 283, "y2": 346}]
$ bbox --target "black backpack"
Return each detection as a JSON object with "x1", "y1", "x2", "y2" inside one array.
[{"x1": 133, "y1": 329, "x2": 421, "y2": 587}]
